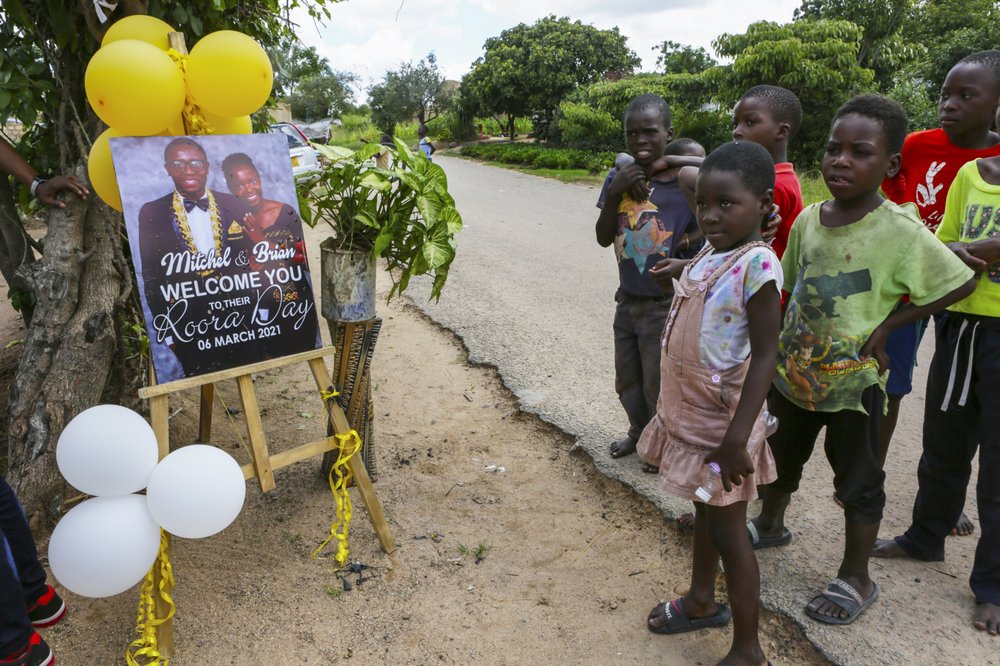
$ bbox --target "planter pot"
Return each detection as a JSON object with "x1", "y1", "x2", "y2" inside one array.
[{"x1": 320, "y1": 238, "x2": 376, "y2": 322}]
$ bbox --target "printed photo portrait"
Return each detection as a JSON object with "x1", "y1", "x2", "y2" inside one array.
[{"x1": 111, "y1": 133, "x2": 321, "y2": 384}]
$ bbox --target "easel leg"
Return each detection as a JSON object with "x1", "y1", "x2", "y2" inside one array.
[
  {"x1": 199, "y1": 383, "x2": 214, "y2": 442},
  {"x1": 308, "y1": 358, "x2": 396, "y2": 554},
  {"x1": 149, "y1": 395, "x2": 170, "y2": 460},
  {"x1": 236, "y1": 374, "x2": 276, "y2": 491},
  {"x1": 152, "y1": 533, "x2": 174, "y2": 658}
]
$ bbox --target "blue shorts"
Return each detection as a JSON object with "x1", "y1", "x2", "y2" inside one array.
[{"x1": 885, "y1": 317, "x2": 929, "y2": 396}]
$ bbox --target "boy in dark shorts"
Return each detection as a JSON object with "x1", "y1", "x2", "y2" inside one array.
[
  {"x1": 748, "y1": 94, "x2": 976, "y2": 625},
  {"x1": 878, "y1": 52, "x2": 1000, "y2": 538},
  {"x1": 596, "y1": 95, "x2": 702, "y2": 465}
]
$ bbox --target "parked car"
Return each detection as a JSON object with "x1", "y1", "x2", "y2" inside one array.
[{"x1": 268, "y1": 122, "x2": 319, "y2": 180}]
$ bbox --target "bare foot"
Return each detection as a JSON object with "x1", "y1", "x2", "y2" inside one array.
[
  {"x1": 950, "y1": 512, "x2": 974, "y2": 537},
  {"x1": 609, "y1": 436, "x2": 637, "y2": 458},
  {"x1": 973, "y1": 602, "x2": 1000, "y2": 635},
  {"x1": 872, "y1": 538, "x2": 908, "y2": 558}
]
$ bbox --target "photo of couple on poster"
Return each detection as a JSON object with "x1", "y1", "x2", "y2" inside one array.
[{"x1": 112, "y1": 133, "x2": 321, "y2": 384}]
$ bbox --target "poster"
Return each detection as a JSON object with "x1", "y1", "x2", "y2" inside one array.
[{"x1": 112, "y1": 133, "x2": 321, "y2": 384}]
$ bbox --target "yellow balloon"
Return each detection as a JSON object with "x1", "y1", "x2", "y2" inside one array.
[
  {"x1": 85, "y1": 40, "x2": 185, "y2": 136},
  {"x1": 202, "y1": 111, "x2": 252, "y2": 135},
  {"x1": 88, "y1": 128, "x2": 123, "y2": 212},
  {"x1": 101, "y1": 15, "x2": 175, "y2": 51},
  {"x1": 159, "y1": 116, "x2": 187, "y2": 137},
  {"x1": 185, "y1": 31, "x2": 273, "y2": 118}
]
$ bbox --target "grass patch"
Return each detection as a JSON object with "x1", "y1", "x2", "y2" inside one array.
[{"x1": 799, "y1": 170, "x2": 830, "y2": 206}]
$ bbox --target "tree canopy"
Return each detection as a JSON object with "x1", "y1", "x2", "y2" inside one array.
[
  {"x1": 654, "y1": 41, "x2": 716, "y2": 75},
  {"x1": 368, "y1": 53, "x2": 450, "y2": 134},
  {"x1": 464, "y1": 15, "x2": 641, "y2": 132}
]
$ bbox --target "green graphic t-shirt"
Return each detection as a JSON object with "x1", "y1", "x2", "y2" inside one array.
[{"x1": 774, "y1": 200, "x2": 973, "y2": 413}]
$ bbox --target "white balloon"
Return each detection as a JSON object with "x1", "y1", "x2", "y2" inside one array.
[
  {"x1": 56, "y1": 405, "x2": 159, "y2": 496},
  {"x1": 146, "y1": 445, "x2": 246, "y2": 539},
  {"x1": 49, "y1": 495, "x2": 161, "y2": 598}
]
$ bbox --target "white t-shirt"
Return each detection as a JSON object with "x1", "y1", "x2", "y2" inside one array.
[{"x1": 686, "y1": 245, "x2": 783, "y2": 371}]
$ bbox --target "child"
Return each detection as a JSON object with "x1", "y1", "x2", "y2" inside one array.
[
  {"x1": 1, "y1": 474, "x2": 65, "y2": 666},
  {"x1": 416, "y1": 124, "x2": 435, "y2": 161},
  {"x1": 639, "y1": 140, "x2": 781, "y2": 666},
  {"x1": 732, "y1": 84, "x2": 805, "y2": 259},
  {"x1": 595, "y1": 94, "x2": 702, "y2": 465},
  {"x1": 748, "y1": 94, "x2": 976, "y2": 625},
  {"x1": 877, "y1": 53, "x2": 1000, "y2": 534},
  {"x1": 872, "y1": 146, "x2": 1000, "y2": 636}
]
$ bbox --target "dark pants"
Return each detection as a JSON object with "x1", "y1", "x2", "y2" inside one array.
[
  {"x1": 613, "y1": 290, "x2": 671, "y2": 441},
  {"x1": 0, "y1": 473, "x2": 46, "y2": 655},
  {"x1": 897, "y1": 312, "x2": 1000, "y2": 605},
  {"x1": 767, "y1": 386, "x2": 885, "y2": 525}
]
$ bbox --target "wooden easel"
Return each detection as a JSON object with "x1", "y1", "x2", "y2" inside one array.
[{"x1": 137, "y1": 347, "x2": 397, "y2": 656}]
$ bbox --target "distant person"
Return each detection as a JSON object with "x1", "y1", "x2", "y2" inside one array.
[
  {"x1": 872, "y1": 132, "x2": 1000, "y2": 636},
  {"x1": 221, "y1": 151, "x2": 319, "y2": 356},
  {"x1": 638, "y1": 142, "x2": 781, "y2": 666},
  {"x1": 877, "y1": 51, "x2": 1000, "y2": 537},
  {"x1": 595, "y1": 94, "x2": 702, "y2": 469},
  {"x1": 417, "y1": 124, "x2": 435, "y2": 161},
  {"x1": 0, "y1": 140, "x2": 78, "y2": 666},
  {"x1": 137, "y1": 137, "x2": 254, "y2": 376},
  {"x1": 753, "y1": 95, "x2": 975, "y2": 625}
]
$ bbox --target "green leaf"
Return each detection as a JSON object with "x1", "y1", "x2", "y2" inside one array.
[{"x1": 421, "y1": 223, "x2": 455, "y2": 268}]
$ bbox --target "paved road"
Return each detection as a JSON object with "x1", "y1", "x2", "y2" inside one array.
[{"x1": 406, "y1": 155, "x2": 993, "y2": 666}]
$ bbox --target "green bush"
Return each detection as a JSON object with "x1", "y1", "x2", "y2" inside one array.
[
  {"x1": 557, "y1": 102, "x2": 622, "y2": 152},
  {"x1": 459, "y1": 142, "x2": 614, "y2": 174}
]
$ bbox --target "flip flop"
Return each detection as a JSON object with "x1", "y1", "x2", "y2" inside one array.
[
  {"x1": 805, "y1": 578, "x2": 879, "y2": 625},
  {"x1": 676, "y1": 512, "x2": 695, "y2": 534},
  {"x1": 647, "y1": 597, "x2": 731, "y2": 635},
  {"x1": 746, "y1": 521, "x2": 792, "y2": 550}
]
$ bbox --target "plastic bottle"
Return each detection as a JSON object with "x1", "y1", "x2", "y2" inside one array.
[
  {"x1": 695, "y1": 462, "x2": 722, "y2": 502},
  {"x1": 763, "y1": 409, "x2": 779, "y2": 438}
]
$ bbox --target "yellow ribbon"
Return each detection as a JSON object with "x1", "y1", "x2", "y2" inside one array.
[
  {"x1": 311, "y1": 429, "x2": 362, "y2": 568},
  {"x1": 166, "y1": 48, "x2": 211, "y2": 135},
  {"x1": 320, "y1": 386, "x2": 340, "y2": 402},
  {"x1": 126, "y1": 530, "x2": 176, "y2": 666}
]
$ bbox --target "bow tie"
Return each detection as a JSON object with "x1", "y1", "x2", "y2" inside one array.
[{"x1": 183, "y1": 197, "x2": 209, "y2": 212}]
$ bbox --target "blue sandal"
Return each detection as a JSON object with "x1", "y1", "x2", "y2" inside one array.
[
  {"x1": 648, "y1": 597, "x2": 732, "y2": 634},
  {"x1": 805, "y1": 578, "x2": 879, "y2": 625}
]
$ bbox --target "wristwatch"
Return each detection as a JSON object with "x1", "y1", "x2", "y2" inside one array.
[{"x1": 29, "y1": 175, "x2": 49, "y2": 198}]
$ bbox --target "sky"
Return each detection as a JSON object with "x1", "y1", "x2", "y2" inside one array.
[{"x1": 292, "y1": 0, "x2": 803, "y2": 99}]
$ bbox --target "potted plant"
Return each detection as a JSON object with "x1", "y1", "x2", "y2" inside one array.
[{"x1": 296, "y1": 139, "x2": 463, "y2": 321}]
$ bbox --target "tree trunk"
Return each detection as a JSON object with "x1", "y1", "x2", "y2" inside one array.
[{"x1": 5, "y1": 171, "x2": 140, "y2": 525}]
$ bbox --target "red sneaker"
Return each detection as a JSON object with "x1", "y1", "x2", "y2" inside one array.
[
  {"x1": 0, "y1": 631, "x2": 53, "y2": 666},
  {"x1": 26, "y1": 586, "x2": 65, "y2": 628}
]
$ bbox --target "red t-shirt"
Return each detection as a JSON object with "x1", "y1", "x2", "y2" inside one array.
[
  {"x1": 882, "y1": 128, "x2": 1000, "y2": 231},
  {"x1": 771, "y1": 162, "x2": 804, "y2": 259}
]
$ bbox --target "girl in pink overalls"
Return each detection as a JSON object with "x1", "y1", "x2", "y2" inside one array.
[{"x1": 638, "y1": 141, "x2": 782, "y2": 666}]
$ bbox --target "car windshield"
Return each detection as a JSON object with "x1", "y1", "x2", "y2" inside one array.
[{"x1": 271, "y1": 124, "x2": 306, "y2": 148}]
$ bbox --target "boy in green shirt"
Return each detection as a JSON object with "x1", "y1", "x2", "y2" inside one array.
[{"x1": 749, "y1": 95, "x2": 976, "y2": 624}]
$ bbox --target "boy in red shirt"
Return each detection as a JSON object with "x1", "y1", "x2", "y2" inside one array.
[
  {"x1": 732, "y1": 85, "x2": 805, "y2": 259},
  {"x1": 878, "y1": 51, "x2": 1000, "y2": 536}
]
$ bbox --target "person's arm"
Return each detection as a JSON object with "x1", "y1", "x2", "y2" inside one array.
[
  {"x1": 706, "y1": 282, "x2": 781, "y2": 491},
  {"x1": 595, "y1": 165, "x2": 647, "y2": 247},
  {"x1": 647, "y1": 154, "x2": 704, "y2": 179},
  {"x1": 0, "y1": 140, "x2": 87, "y2": 208},
  {"x1": 861, "y1": 277, "x2": 977, "y2": 373}
]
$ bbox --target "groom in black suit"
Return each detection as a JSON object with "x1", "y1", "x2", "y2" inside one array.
[{"x1": 138, "y1": 137, "x2": 258, "y2": 378}]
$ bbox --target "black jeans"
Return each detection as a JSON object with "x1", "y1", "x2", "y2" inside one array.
[
  {"x1": 0, "y1": 473, "x2": 46, "y2": 655},
  {"x1": 613, "y1": 290, "x2": 671, "y2": 441},
  {"x1": 766, "y1": 385, "x2": 885, "y2": 525},
  {"x1": 897, "y1": 312, "x2": 1000, "y2": 605}
]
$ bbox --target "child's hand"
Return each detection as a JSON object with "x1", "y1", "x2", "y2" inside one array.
[
  {"x1": 761, "y1": 204, "x2": 781, "y2": 242},
  {"x1": 951, "y1": 242, "x2": 989, "y2": 275},
  {"x1": 35, "y1": 174, "x2": 88, "y2": 208},
  {"x1": 705, "y1": 443, "x2": 754, "y2": 493},
  {"x1": 860, "y1": 324, "x2": 890, "y2": 375},
  {"x1": 966, "y1": 238, "x2": 1000, "y2": 267},
  {"x1": 610, "y1": 164, "x2": 649, "y2": 202},
  {"x1": 649, "y1": 257, "x2": 687, "y2": 292}
]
